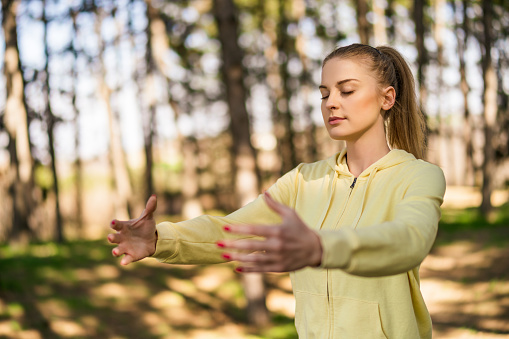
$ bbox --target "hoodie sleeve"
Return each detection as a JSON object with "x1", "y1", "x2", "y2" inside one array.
[
  {"x1": 316, "y1": 163, "x2": 446, "y2": 277},
  {"x1": 151, "y1": 166, "x2": 299, "y2": 265}
]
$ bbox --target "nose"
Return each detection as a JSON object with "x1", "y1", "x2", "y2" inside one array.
[{"x1": 325, "y1": 93, "x2": 339, "y2": 110}]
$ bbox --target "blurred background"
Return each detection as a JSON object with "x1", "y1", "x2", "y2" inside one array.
[{"x1": 0, "y1": 0, "x2": 508, "y2": 338}]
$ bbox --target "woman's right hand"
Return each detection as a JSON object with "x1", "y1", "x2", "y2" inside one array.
[{"x1": 107, "y1": 195, "x2": 158, "y2": 265}]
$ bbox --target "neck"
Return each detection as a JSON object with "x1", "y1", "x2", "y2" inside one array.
[{"x1": 345, "y1": 138, "x2": 390, "y2": 177}]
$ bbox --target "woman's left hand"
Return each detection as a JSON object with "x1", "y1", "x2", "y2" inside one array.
[{"x1": 218, "y1": 192, "x2": 323, "y2": 273}]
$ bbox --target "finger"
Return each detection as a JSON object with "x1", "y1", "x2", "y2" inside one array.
[
  {"x1": 112, "y1": 246, "x2": 125, "y2": 257},
  {"x1": 263, "y1": 191, "x2": 291, "y2": 216},
  {"x1": 110, "y1": 219, "x2": 124, "y2": 231},
  {"x1": 107, "y1": 233, "x2": 123, "y2": 244},
  {"x1": 138, "y1": 194, "x2": 157, "y2": 221},
  {"x1": 224, "y1": 252, "x2": 273, "y2": 264},
  {"x1": 221, "y1": 237, "x2": 280, "y2": 252},
  {"x1": 120, "y1": 254, "x2": 135, "y2": 266},
  {"x1": 235, "y1": 263, "x2": 285, "y2": 273},
  {"x1": 223, "y1": 224, "x2": 281, "y2": 238}
]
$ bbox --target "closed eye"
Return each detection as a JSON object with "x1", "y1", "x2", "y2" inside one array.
[
  {"x1": 342, "y1": 91, "x2": 354, "y2": 96},
  {"x1": 321, "y1": 95, "x2": 329, "y2": 100}
]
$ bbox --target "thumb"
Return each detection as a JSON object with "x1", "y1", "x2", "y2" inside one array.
[
  {"x1": 141, "y1": 194, "x2": 158, "y2": 220},
  {"x1": 263, "y1": 191, "x2": 289, "y2": 216}
]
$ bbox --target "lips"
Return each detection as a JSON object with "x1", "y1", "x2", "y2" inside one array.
[{"x1": 328, "y1": 116, "x2": 345, "y2": 125}]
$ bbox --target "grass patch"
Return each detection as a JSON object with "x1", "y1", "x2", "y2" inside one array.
[
  {"x1": 0, "y1": 239, "x2": 298, "y2": 338},
  {"x1": 440, "y1": 202, "x2": 509, "y2": 231}
]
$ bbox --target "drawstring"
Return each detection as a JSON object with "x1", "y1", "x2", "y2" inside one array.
[
  {"x1": 352, "y1": 166, "x2": 379, "y2": 228},
  {"x1": 317, "y1": 170, "x2": 339, "y2": 229}
]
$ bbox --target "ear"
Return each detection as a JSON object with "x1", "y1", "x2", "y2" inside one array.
[{"x1": 381, "y1": 86, "x2": 396, "y2": 111}]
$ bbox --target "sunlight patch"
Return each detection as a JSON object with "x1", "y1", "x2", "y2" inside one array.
[{"x1": 50, "y1": 319, "x2": 86, "y2": 337}]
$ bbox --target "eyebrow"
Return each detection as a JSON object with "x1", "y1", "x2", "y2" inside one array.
[{"x1": 319, "y1": 78, "x2": 360, "y2": 89}]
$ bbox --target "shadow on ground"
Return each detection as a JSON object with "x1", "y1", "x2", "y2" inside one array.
[{"x1": 1, "y1": 225, "x2": 509, "y2": 338}]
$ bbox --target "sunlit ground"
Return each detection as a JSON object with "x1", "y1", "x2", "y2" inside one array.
[{"x1": 1, "y1": 187, "x2": 509, "y2": 338}]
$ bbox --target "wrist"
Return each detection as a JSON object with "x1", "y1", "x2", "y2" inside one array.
[
  {"x1": 149, "y1": 230, "x2": 158, "y2": 257},
  {"x1": 309, "y1": 230, "x2": 323, "y2": 267}
]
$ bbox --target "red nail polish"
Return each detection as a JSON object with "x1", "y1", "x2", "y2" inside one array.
[
  {"x1": 111, "y1": 220, "x2": 116, "y2": 225},
  {"x1": 235, "y1": 267, "x2": 243, "y2": 273},
  {"x1": 224, "y1": 226, "x2": 231, "y2": 231},
  {"x1": 217, "y1": 242, "x2": 225, "y2": 248},
  {"x1": 222, "y1": 253, "x2": 231, "y2": 260}
]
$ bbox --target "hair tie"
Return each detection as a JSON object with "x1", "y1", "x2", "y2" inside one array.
[{"x1": 372, "y1": 46, "x2": 382, "y2": 55}]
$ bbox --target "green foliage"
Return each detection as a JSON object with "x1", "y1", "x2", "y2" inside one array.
[
  {"x1": 440, "y1": 203, "x2": 509, "y2": 231},
  {"x1": 34, "y1": 165, "x2": 53, "y2": 190}
]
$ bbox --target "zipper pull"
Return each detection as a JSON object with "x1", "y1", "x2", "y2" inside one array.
[{"x1": 350, "y1": 177, "x2": 357, "y2": 189}]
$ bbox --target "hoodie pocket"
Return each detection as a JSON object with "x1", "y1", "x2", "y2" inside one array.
[{"x1": 331, "y1": 296, "x2": 388, "y2": 339}]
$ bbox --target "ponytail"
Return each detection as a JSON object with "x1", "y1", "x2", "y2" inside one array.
[{"x1": 323, "y1": 44, "x2": 427, "y2": 159}]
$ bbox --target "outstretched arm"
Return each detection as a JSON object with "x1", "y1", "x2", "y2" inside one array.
[
  {"x1": 219, "y1": 192, "x2": 323, "y2": 273},
  {"x1": 107, "y1": 195, "x2": 158, "y2": 265}
]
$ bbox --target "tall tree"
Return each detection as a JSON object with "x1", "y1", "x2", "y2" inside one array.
[
  {"x1": 373, "y1": 0, "x2": 388, "y2": 45},
  {"x1": 70, "y1": 6, "x2": 84, "y2": 234},
  {"x1": 453, "y1": 0, "x2": 475, "y2": 185},
  {"x1": 276, "y1": 0, "x2": 298, "y2": 173},
  {"x1": 143, "y1": 0, "x2": 158, "y2": 202},
  {"x1": 480, "y1": 0, "x2": 498, "y2": 217},
  {"x1": 413, "y1": 0, "x2": 429, "y2": 119},
  {"x1": 213, "y1": 0, "x2": 268, "y2": 327},
  {"x1": 42, "y1": 0, "x2": 64, "y2": 242},
  {"x1": 355, "y1": 0, "x2": 371, "y2": 44},
  {"x1": 94, "y1": 2, "x2": 134, "y2": 220},
  {"x1": 386, "y1": 0, "x2": 396, "y2": 44},
  {"x1": 1, "y1": 0, "x2": 35, "y2": 242}
]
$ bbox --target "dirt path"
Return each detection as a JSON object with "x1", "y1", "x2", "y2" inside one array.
[{"x1": 421, "y1": 228, "x2": 509, "y2": 338}]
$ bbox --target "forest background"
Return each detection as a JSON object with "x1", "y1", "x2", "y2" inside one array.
[{"x1": 1, "y1": 0, "x2": 509, "y2": 338}]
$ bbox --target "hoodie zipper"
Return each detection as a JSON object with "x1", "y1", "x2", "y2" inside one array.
[
  {"x1": 350, "y1": 177, "x2": 357, "y2": 189},
  {"x1": 327, "y1": 176, "x2": 357, "y2": 339}
]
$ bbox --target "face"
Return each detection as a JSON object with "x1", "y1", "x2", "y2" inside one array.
[{"x1": 319, "y1": 57, "x2": 391, "y2": 143}]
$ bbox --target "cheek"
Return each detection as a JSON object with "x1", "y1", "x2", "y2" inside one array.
[{"x1": 356, "y1": 91, "x2": 381, "y2": 112}]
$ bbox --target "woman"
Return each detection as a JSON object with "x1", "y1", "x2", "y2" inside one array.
[{"x1": 108, "y1": 43, "x2": 445, "y2": 338}]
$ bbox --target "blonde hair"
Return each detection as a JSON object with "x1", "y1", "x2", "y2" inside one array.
[{"x1": 323, "y1": 44, "x2": 427, "y2": 159}]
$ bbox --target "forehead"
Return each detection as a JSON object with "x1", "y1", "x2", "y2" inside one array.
[{"x1": 321, "y1": 58, "x2": 373, "y2": 84}]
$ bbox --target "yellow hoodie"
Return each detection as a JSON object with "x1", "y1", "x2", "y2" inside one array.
[{"x1": 152, "y1": 149, "x2": 446, "y2": 339}]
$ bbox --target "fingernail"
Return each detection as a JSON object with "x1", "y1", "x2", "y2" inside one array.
[
  {"x1": 223, "y1": 226, "x2": 231, "y2": 232},
  {"x1": 113, "y1": 249, "x2": 118, "y2": 256},
  {"x1": 151, "y1": 194, "x2": 156, "y2": 197},
  {"x1": 235, "y1": 267, "x2": 244, "y2": 273},
  {"x1": 222, "y1": 253, "x2": 231, "y2": 260},
  {"x1": 111, "y1": 220, "x2": 116, "y2": 225},
  {"x1": 107, "y1": 235, "x2": 112, "y2": 242},
  {"x1": 216, "y1": 242, "x2": 225, "y2": 248}
]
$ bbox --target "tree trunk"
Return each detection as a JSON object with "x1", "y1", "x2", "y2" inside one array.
[
  {"x1": 143, "y1": 0, "x2": 159, "y2": 202},
  {"x1": 480, "y1": 0, "x2": 497, "y2": 218},
  {"x1": 213, "y1": 0, "x2": 269, "y2": 327},
  {"x1": 355, "y1": 0, "x2": 371, "y2": 45},
  {"x1": 373, "y1": 0, "x2": 387, "y2": 45},
  {"x1": 42, "y1": 0, "x2": 64, "y2": 242},
  {"x1": 454, "y1": 0, "x2": 475, "y2": 186},
  {"x1": 433, "y1": 0, "x2": 447, "y2": 172},
  {"x1": 413, "y1": 0, "x2": 428, "y2": 119},
  {"x1": 2, "y1": 0, "x2": 35, "y2": 243},
  {"x1": 95, "y1": 3, "x2": 133, "y2": 220},
  {"x1": 386, "y1": 0, "x2": 396, "y2": 44},
  {"x1": 276, "y1": 0, "x2": 298, "y2": 173},
  {"x1": 70, "y1": 9, "x2": 84, "y2": 235}
]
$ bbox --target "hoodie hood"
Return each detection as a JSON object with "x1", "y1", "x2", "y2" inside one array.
[
  {"x1": 321, "y1": 148, "x2": 417, "y2": 229},
  {"x1": 326, "y1": 148, "x2": 417, "y2": 177}
]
